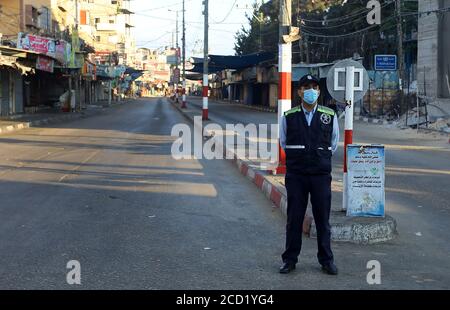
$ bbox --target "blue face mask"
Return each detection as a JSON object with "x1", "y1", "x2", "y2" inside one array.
[{"x1": 303, "y1": 89, "x2": 319, "y2": 105}]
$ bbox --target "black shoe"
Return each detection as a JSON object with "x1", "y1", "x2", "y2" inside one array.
[
  {"x1": 279, "y1": 262, "x2": 296, "y2": 274},
  {"x1": 321, "y1": 262, "x2": 338, "y2": 275}
]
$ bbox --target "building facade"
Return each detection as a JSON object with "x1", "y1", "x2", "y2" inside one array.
[{"x1": 418, "y1": 0, "x2": 450, "y2": 117}]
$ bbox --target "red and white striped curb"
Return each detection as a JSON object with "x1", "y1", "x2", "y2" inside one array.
[{"x1": 235, "y1": 158, "x2": 312, "y2": 235}]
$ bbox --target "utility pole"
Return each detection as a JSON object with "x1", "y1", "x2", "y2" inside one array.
[
  {"x1": 202, "y1": 0, "x2": 209, "y2": 120},
  {"x1": 181, "y1": 0, "x2": 187, "y2": 108},
  {"x1": 259, "y1": 12, "x2": 263, "y2": 51},
  {"x1": 274, "y1": 0, "x2": 292, "y2": 175},
  {"x1": 298, "y1": 15, "x2": 304, "y2": 63},
  {"x1": 396, "y1": 0, "x2": 404, "y2": 115},
  {"x1": 75, "y1": 0, "x2": 78, "y2": 25},
  {"x1": 304, "y1": 34, "x2": 310, "y2": 64},
  {"x1": 108, "y1": 54, "x2": 112, "y2": 106},
  {"x1": 74, "y1": 0, "x2": 80, "y2": 111},
  {"x1": 175, "y1": 10, "x2": 179, "y2": 103}
]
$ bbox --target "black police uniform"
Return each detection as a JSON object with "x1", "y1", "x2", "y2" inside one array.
[{"x1": 281, "y1": 104, "x2": 335, "y2": 266}]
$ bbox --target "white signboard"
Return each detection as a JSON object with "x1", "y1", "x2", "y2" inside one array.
[{"x1": 347, "y1": 144, "x2": 385, "y2": 217}]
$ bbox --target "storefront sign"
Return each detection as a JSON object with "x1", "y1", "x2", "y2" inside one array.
[
  {"x1": 346, "y1": 144, "x2": 385, "y2": 217},
  {"x1": 96, "y1": 64, "x2": 114, "y2": 78},
  {"x1": 83, "y1": 61, "x2": 97, "y2": 80},
  {"x1": 18, "y1": 33, "x2": 56, "y2": 58},
  {"x1": 36, "y1": 56, "x2": 54, "y2": 73}
]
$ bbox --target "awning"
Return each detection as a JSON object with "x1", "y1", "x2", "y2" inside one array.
[
  {"x1": 188, "y1": 52, "x2": 274, "y2": 73},
  {"x1": 185, "y1": 72, "x2": 204, "y2": 81},
  {"x1": 0, "y1": 46, "x2": 37, "y2": 74}
]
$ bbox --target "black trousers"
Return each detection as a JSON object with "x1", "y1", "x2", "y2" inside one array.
[{"x1": 281, "y1": 173, "x2": 334, "y2": 266}]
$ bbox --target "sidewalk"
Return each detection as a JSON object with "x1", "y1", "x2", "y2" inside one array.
[
  {"x1": 170, "y1": 96, "x2": 397, "y2": 244},
  {"x1": 0, "y1": 100, "x2": 130, "y2": 135}
]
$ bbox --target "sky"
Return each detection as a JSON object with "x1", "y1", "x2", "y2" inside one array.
[{"x1": 131, "y1": 0, "x2": 262, "y2": 57}]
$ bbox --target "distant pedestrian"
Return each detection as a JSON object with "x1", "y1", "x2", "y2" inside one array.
[{"x1": 279, "y1": 74, "x2": 339, "y2": 275}]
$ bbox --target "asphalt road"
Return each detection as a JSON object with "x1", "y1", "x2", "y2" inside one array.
[{"x1": 0, "y1": 97, "x2": 449, "y2": 289}]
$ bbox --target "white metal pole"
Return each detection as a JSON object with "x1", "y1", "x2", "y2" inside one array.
[
  {"x1": 202, "y1": 0, "x2": 209, "y2": 120},
  {"x1": 343, "y1": 66, "x2": 355, "y2": 211},
  {"x1": 274, "y1": 0, "x2": 292, "y2": 175}
]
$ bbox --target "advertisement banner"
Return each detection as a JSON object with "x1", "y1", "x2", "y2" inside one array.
[
  {"x1": 18, "y1": 33, "x2": 56, "y2": 58},
  {"x1": 55, "y1": 40, "x2": 71, "y2": 66},
  {"x1": 173, "y1": 68, "x2": 180, "y2": 84},
  {"x1": 346, "y1": 144, "x2": 385, "y2": 217},
  {"x1": 96, "y1": 65, "x2": 114, "y2": 78},
  {"x1": 36, "y1": 56, "x2": 54, "y2": 73}
]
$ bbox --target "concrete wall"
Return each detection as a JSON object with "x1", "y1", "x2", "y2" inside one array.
[
  {"x1": 418, "y1": 0, "x2": 440, "y2": 99},
  {"x1": 0, "y1": 0, "x2": 21, "y2": 36},
  {"x1": 438, "y1": 0, "x2": 450, "y2": 98},
  {"x1": 418, "y1": 0, "x2": 450, "y2": 99},
  {"x1": 418, "y1": 0, "x2": 450, "y2": 118},
  {"x1": 269, "y1": 84, "x2": 278, "y2": 108}
]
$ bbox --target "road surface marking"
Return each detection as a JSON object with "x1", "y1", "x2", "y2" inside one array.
[{"x1": 58, "y1": 150, "x2": 100, "y2": 182}]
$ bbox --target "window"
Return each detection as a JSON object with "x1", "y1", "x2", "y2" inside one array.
[
  {"x1": 109, "y1": 20, "x2": 114, "y2": 24},
  {"x1": 25, "y1": 5, "x2": 39, "y2": 28},
  {"x1": 111, "y1": 0, "x2": 118, "y2": 4},
  {"x1": 38, "y1": 6, "x2": 51, "y2": 31},
  {"x1": 95, "y1": 18, "x2": 100, "y2": 24},
  {"x1": 52, "y1": 20, "x2": 59, "y2": 34},
  {"x1": 96, "y1": 36, "x2": 101, "y2": 42},
  {"x1": 80, "y1": 10, "x2": 88, "y2": 25}
]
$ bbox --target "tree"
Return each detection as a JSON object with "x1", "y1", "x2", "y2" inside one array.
[
  {"x1": 234, "y1": 0, "x2": 418, "y2": 67},
  {"x1": 234, "y1": 0, "x2": 343, "y2": 58}
]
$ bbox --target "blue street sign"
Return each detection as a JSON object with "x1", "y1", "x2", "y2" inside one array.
[{"x1": 374, "y1": 55, "x2": 397, "y2": 71}]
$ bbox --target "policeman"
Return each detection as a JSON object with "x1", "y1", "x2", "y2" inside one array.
[{"x1": 279, "y1": 74, "x2": 339, "y2": 275}]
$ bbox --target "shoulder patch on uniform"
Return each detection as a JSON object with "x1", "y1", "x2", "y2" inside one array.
[
  {"x1": 284, "y1": 106, "x2": 301, "y2": 116},
  {"x1": 318, "y1": 105, "x2": 335, "y2": 116}
]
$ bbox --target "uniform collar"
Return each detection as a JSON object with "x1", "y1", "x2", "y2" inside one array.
[{"x1": 301, "y1": 103, "x2": 318, "y2": 115}]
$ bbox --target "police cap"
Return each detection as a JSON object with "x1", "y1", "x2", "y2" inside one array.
[{"x1": 299, "y1": 74, "x2": 320, "y2": 87}]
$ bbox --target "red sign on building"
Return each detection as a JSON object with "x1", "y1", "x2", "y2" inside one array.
[{"x1": 36, "y1": 56, "x2": 54, "y2": 73}]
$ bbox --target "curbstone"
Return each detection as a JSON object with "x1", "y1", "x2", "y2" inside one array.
[
  {"x1": 246, "y1": 167, "x2": 256, "y2": 181},
  {"x1": 240, "y1": 162, "x2": 249, "y2": 176},
  {"x1": 270, "y1": 186, "x2": 282, "y2": 208},
  {"x1": 280, "y1": 197, "x2": 288, "y2": 217},
  {"x1": 254, "y1": 173, "x2": 265, "y2": 189},
  {"x1": 262, "y1": 179, "x2": 273, "y2": 200},
  {"x1": 303, "y1": 215, "x2": 314, "y2": 235},
  {"x1": 310, "y1": 211, "x2": 397, "y2": 244}
]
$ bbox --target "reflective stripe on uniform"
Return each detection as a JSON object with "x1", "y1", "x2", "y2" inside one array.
[{"x1": 286, "y1": 145, "x2": 306, "y2": 149}]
